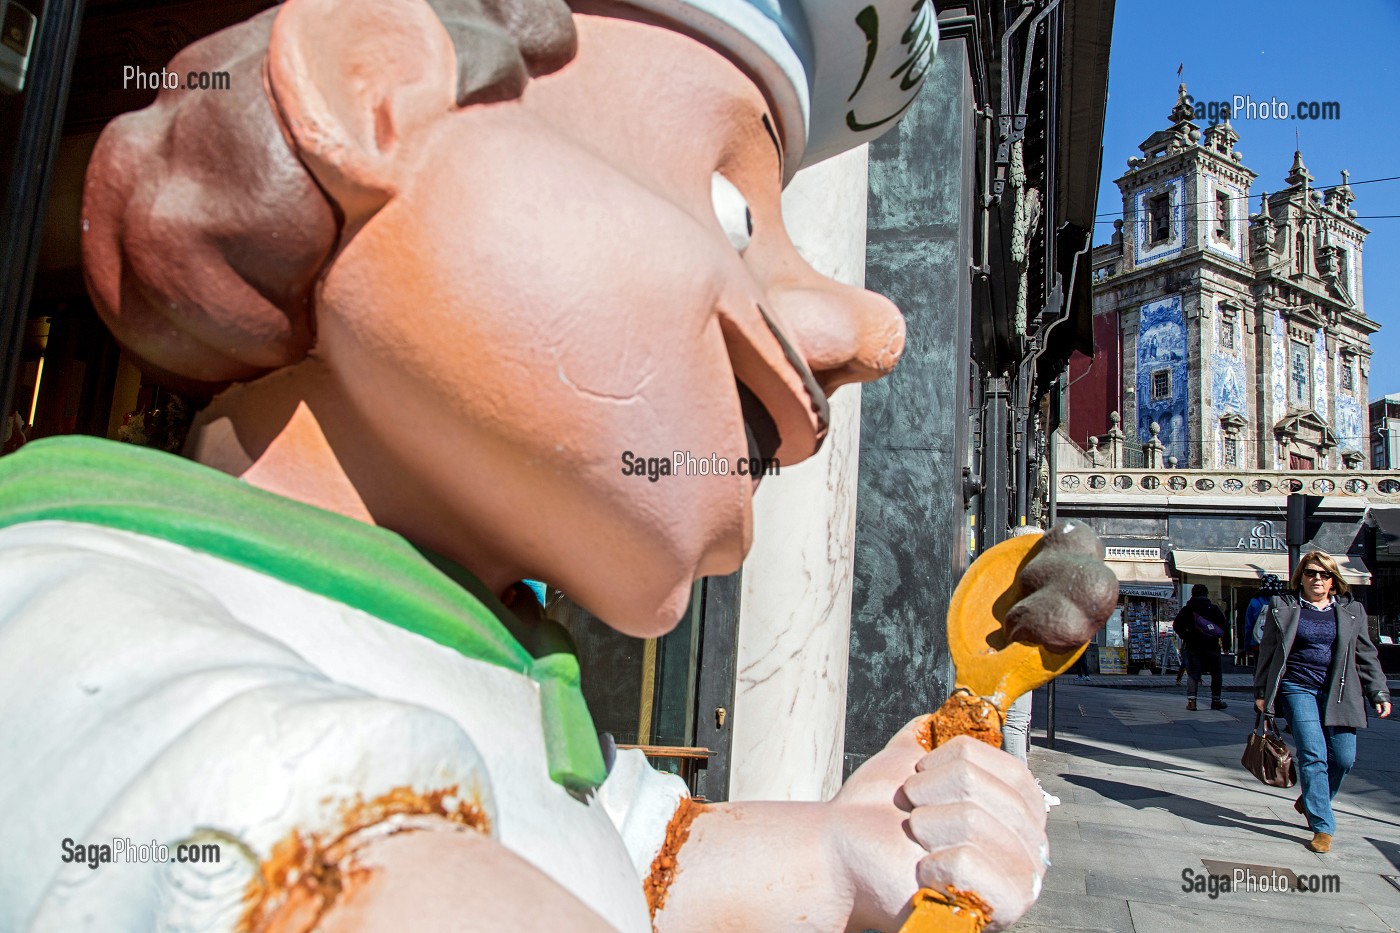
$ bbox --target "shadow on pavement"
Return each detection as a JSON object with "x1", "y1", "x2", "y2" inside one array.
[
  {"x1": 1049, "y1": 737, "x2": 1205, "y2": 773},
  {"x1": 1050, "y1": 737, "x2": 1400, "y2": 833},
  {"x1": 1367, "y1": 836, "x2": 1400, "y2": 873},
  {"x1": 1063, "y1": 775, "x2": 1306, "y2": 845}
]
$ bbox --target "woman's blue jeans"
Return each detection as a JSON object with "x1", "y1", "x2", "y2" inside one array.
[{"x1": 1277, "y1": 680, "x2": 1357, "y2": 835}]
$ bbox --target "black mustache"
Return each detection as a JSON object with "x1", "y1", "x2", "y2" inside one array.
[{"x1": 737, "y1": 379, "x2": 780, "y2": 464}]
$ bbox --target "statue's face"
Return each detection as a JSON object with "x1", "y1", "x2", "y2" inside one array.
[{"x1": 313, "y1": 13, "x2": 904, "y2": 635}]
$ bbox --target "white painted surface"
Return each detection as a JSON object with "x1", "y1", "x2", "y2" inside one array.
[
  {"x1": 0, "y1": 520, "x2": 682, "y2": 932},
  {"x1": 728, "y1": 146, "x2": 868, "y2": 802}
]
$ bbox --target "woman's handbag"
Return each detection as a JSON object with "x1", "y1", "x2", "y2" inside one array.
[{"x1": 1241, "y1": 710, "x2": 1297, "y2": 788}]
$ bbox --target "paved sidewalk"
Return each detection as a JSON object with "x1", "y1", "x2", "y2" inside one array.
[
  {"x1": 1069, "y1": 671, "x2": 1256, "y2": 690},
  {"x1": 1008, "y1": 682, "x2": 1400, "y2": 933}
]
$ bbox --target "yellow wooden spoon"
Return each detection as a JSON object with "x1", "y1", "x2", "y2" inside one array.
[{"x1": 899, "y1": 531, "x2": 1089, "y2": 933}]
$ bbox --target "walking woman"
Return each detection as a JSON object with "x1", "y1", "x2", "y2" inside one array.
[{"x1": 1255, "y1": 550, "x2": 1392, "y2": 853}]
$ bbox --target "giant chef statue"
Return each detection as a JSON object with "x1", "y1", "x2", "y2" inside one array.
[{"x1": 0, "y1": 1, "x2": 1112, "y2": 930}]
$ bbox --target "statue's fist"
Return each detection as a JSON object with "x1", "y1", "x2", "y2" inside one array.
[
  {"x1": 1004, "y1": 519, "x2": 1118, "y2": 652},
  {"x1": 832, "y1": 719, "x2": 1048, "y2": 931}
]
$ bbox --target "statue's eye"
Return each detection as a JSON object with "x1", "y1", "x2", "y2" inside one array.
[{"x1": 711, "y1": 172, "x2": 753, "y2": 252}]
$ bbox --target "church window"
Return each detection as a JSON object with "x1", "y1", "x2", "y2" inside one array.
[
  {"x1": 1341, "y1": 362, "x2": 1354, "y2": 393},
  {"x1": 1219, "y1": 317, "x2": 1235, "y2": 350},
  {"x1": 1223, "y1": 436, "x2": 1238, "y2": 468},
  {"x1": 1215, "y1": 190, "x2": 1232, "y2": 242},
  {"x1": 1295, "y1": 230, "x2": 1307, "y2": 275},
  {"x1": 1289, "y1": 340, "x2": 1310, "y2": 407},
  {"x1": 1149, "y1": 192, "x2": 1172, "y2": 244},
  {"x1": 1152, "y1": 369, "x2": 1172, "y2": 400}
]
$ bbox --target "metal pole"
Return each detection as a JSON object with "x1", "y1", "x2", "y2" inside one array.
[
  {"x1": 1045, "y1": 376, "x2": 1062, "y2": 749},
  {"x1": 1013, "y1": 364, "x2": 1029, "y2": 528},
  {"x1": 0, "y1": 0, "x2": 87, "y2": 423},
  {"x1": 982, "y1": 376, "x2": 1011, "y2": 548}
]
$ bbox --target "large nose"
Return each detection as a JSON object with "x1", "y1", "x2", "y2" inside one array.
[
  {"x1": 766, "y1": 275, "x2": 906, "y2": 395},
  {"x1": 715, "y1": 240, "x2": 908, "y2": 470}
]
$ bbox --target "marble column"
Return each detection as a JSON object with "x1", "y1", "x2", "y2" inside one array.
[
  {"x1": 726, "y1": 145, "x2": 869, "y2": 803},
  {"x1": 844, "y1": 31, "x2": 975, "y2": 776}
]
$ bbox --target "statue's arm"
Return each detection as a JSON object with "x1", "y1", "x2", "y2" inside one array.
[
  {"x1": 655, "y1": 725, "x2": 1047, "y2": 933},
  {"x1": 287, "y1": 825, "x2": 616, "y2": 932},
  {"x1": 653, "y1": 799, "x2": 851, "y2": 932}
]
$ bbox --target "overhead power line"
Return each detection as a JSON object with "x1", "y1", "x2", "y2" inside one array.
[
  {"x1": 1094, "y1": 214, "x2": 1400, "y2": 224},
  {"x1": 1092, "y1": 172, "x2": 1400, "y2": 220}
]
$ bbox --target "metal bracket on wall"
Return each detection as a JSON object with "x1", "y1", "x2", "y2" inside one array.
[
  {"x1": 1039, "y1": 277, "x2": 1064, "y2": 327},
  {"x1": 975, "y1": 103, "x2": 996, "y2": 280},
  {"x1": 961, "y1": 465, "x2": 983, "y2": 509},
  {"x1": 993, "y1": 0, "x2": 1061, "y2": 198},
  {"x1": 992, "y1": 114, "x2": 1027, "y2": 198}
]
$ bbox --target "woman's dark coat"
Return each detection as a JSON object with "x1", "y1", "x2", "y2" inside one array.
[{"x1": 1254, "y1": 592, "x2": 1390, "y2": 728}]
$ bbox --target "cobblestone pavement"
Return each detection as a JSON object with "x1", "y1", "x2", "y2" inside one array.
[{"x1": 1008, "y1": 681, "x2": 1400, "y2": 933}]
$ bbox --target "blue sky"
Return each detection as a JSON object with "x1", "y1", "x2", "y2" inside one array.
[{"x1": 1094, "y1": 0, "x2": 1400, "y2": 399}]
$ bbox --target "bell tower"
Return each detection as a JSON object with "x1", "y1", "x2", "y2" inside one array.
[{"x1": 1106, "y1": 86, "x2": 1257, "y2": 467}]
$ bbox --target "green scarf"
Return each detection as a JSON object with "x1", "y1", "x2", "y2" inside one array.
[{"x1": 0, "y1": 436, "x2": 605, "y2": 792}]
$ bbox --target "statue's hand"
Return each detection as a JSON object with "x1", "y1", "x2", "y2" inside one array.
[
  {"x1": 1004, "y1": 519, "x2": 1119, "y2": 652},
  {"x1": 831, "y1": 718, "x2": 1047, "y2": 932}
]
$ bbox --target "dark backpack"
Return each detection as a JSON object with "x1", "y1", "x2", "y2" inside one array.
[{"x1": 1193, "y1": 611, "x2": 1224, "y2": 639}]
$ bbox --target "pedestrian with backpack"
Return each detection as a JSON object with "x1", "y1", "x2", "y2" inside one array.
[{"x1": 1174, "y1": 584, "x2": 1229, "y2": 711}]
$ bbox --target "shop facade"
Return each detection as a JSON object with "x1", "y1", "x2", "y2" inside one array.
[
  {"x1": 1102, "y1": 543, "x2": 1176, "y2": 674},
  {"x1": 1058, "y1": 466, "x2": 1389, "y2": 674}
]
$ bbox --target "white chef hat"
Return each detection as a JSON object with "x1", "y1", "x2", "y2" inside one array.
[{"x1": 619, "y1": 0, "x2": 938, "y2": 179}]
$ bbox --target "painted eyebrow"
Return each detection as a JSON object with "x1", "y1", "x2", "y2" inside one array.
[{"x1": 761, "y1": 113, "x2": 783, "y2": 178}]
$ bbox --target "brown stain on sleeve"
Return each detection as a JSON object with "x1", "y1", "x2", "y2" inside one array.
[
  {"x1": 240, "y1": 784, "x2": 490, "y2": 932},
  {"x1": 643, "y1": 796, "x2": 706, "y2": 924}
]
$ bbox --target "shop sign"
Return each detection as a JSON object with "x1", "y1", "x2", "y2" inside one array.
[
  {"x1": 1119, "y1": 583, "x2": 1175, "y2": 598},
  {"x1": 1168, "y1": 513, "x2": 1362, "y2": 555},
  {"x1": 1235, "y1": 520, "x2": 1285, "y2": 552}
]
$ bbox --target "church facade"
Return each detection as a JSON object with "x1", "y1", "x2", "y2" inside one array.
[{"x1": 1068, "y1": 86, "x2": 1377, "y2": 470}]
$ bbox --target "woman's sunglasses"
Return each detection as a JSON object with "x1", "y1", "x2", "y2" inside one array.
[{"x1": 1301, "y1": 568, "x2": 1334, "y2": 580}]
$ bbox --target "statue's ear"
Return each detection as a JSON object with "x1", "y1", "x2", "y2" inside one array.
[{"x1": 267, "y1": 0, "x2": 456, "y2": 227}]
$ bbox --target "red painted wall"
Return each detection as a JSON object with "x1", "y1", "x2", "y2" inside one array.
[{"x1": 1063, "y1": 312, "x2": 1119, "y2": 446}]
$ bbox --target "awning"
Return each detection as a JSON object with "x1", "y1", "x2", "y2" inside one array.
[
  {"x1": 1367, "y1": 508, "x2": 1400, "y2": 562},
  {"x1": 1105, "y1": 558, "x2": 1175, "y2": 598},
  {"x1": 1170, "y1": 549, "x2": 1371, "y2": 586}
]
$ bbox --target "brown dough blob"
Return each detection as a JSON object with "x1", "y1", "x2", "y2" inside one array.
[{"x1": 1004, "y1": 520, "x2": 1118, "y2": 652}]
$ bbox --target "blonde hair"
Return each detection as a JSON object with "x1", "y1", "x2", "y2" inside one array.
[{"x1": 1291, "y1": 549, "x2": 1350, "y2": 596}]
